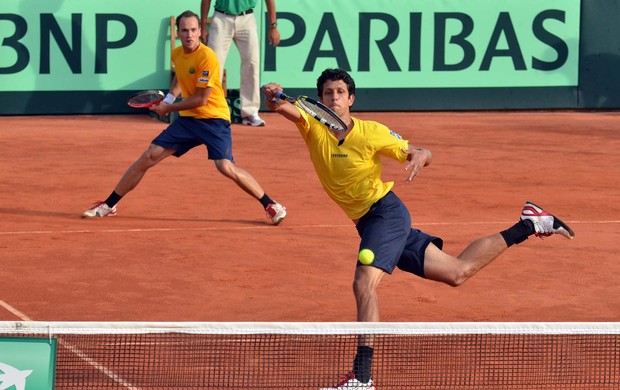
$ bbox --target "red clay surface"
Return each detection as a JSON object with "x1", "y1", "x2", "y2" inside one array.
[{"x1": 0, "y1": 111, "x2": 619, "y2": 322}]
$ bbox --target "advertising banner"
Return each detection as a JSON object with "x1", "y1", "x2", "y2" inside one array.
[
  {"x1": 0, "y1": 336, "x2": 56, "y2": 390},
  {"x1": 0, "y1": 0, "x2": 580, "y2": 92}
]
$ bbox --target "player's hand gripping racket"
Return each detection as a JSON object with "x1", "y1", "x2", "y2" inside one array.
[
  {"x1": 275, "y1": 92, "x2": 347, "y2": 132},
  {"x1": 127, "y1": 90, "x2": 165, "y2": 108}
]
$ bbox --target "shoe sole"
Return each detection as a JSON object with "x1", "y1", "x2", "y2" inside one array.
[
  {"x1": 551, "y1": 214, "x2": 575, "y2": 239},
  {"x1": 81, "y1": 210, "x2": 117, "y2": 218},
  {"x1": 271, "y1": 215, "x2": 285, "y2": 225},
  {"x1": 81, "y1": 214, "x2": 116, "y2": 218},
  {"x1": 526, "y1": 201, "x2": 575, "y2": 239}
]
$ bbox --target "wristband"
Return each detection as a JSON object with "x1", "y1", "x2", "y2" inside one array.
[{"x1": 163, "y1": 93, "x2": 175, "y2": 105}]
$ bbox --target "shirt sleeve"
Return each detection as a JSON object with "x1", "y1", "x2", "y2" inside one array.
[
  {"x1": 370, "y1": 122, "x2": 410, "y2": 162},
  {"x1": 196, "y1": 48, "x2": 218, "y2": 89},
  {"x1": 294, "y1": 106, "x2": 312, "y2": 141}
]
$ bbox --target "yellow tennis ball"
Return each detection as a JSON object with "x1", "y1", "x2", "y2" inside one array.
[{"x1": 358, "y1": 249, "x2": 375, "y2": 265}]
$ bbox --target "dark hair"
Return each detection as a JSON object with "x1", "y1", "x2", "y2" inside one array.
[
  {"x1": 176, "y1": 10, "x2": 200, "y2": 29},
  {"x1": 316, "y1": 68, "x2": 356, "y2": 97}
]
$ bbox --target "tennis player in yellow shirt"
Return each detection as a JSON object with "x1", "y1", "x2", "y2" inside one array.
[
  {"x1": 82, "y1": 10, "x2": 286, "y2": 224},
  {"x1": 262, "y1": 68, "x2": 574, "y2": 389}
]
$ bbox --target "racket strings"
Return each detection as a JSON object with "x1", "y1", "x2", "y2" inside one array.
[
  {"x1": 127, "y1": 90, "x2": 165, "y2": 107},
  {"x1": 131, "y1": 91, "x2": 163, "y2": 104},
  {"x1": 297, "y1": 99, "x2": 346, "y2": 132}
]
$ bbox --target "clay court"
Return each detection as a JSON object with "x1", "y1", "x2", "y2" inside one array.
[{"x1": 1, "y1": 111, "x2": 619, "y2": 323}]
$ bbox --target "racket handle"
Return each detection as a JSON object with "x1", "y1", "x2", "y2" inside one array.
[{"x1": 274, "y1": 91, "x2": 289, "y2": 100}]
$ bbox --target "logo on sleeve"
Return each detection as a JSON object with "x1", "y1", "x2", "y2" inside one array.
[{"x1": 198, "y1": 70, "x2": 210, "y2": 82}]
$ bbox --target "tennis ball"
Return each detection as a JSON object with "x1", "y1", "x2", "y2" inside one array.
[{"x1": 358, "y1": 249, "x2": 375, "y2": 265}]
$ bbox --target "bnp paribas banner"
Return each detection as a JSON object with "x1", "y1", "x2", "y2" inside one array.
[
  {"x1": 0, "y1": 0, "x2": 198, "y2": 92},
  {"x1": 270, "y1": 0, "x2": 581, "y2": 88},
  {"x1": 0, "y1": 0, "x2": 580, "y2": 92},
  {"x1": 0, "y1": 337, "x2": 56, "y2": 390}
]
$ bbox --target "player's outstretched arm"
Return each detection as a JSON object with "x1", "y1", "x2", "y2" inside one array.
[
  {"x1": 261, "y1": 83, "x2": 303, "y2": 124},
  {"x1": 404, "y1": 146, "x2": 432, "y2": 183}
]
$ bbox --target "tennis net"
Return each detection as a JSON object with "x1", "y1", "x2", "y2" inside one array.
[{"x1": 1, "y1": 321, "x2": 619, "y2": 389}]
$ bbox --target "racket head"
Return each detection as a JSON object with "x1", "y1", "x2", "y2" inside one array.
[
  {"x1": 127, "y1": 90, "x2": 165, "y2": 108},
  {"x1": 296, "y1": 96, "x2": 347, "y2": 132}
]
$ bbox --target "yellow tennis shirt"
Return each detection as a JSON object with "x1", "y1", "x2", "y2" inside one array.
[
  {"x1": 171, "y1": 44, "x2": 230, "y2": 121},
  {"x1": 296, "y1": 109, "x2": 410, "y2": 220}
]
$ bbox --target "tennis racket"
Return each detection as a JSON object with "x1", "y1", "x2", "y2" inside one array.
[
  {"x1": 127, "y1": 90, "x2": 165, "y2": 108},
  {"x1": 275, "y1": 92, "x2": 347, "y2": 132}
]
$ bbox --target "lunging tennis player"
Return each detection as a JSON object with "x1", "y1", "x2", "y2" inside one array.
[
  {"x1": 262, "y1": 68, "x2": 575, "y2": 390},
  {"x1": 82, "y1": 10, "x2": 286, "y2": 224}
]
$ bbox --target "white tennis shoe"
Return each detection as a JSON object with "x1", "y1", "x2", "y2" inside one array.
[
  {"x1": 266, "y1": 202, "x2": 286, "y2": 225},
  {"x1": 82, "y1": 201, "x2": 117, "y2": 218},
  {"x1": 242, "y1": 113, "x2": 266, "y2": 127},
  {"x1": 520, "y1": 201, "x2": 574, "y2": 239},
  {"x1": 320, "y1": 372, "x2": 375, "y2": 390}
]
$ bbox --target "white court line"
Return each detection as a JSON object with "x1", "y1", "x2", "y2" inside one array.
[
  {"x1": 0, "y1": 220, "x2": 617, "y2": 236},
  {"x1": 0, "y1": 300, "x2": 139, "y2": 390},
  {"x1": 0, "y1": 299, "x2": 32, "y2": 321}
]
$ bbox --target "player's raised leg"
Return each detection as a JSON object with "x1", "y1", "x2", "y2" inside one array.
[{"x1": 424, "y1": 201, "x2": 574, "y2": 285}]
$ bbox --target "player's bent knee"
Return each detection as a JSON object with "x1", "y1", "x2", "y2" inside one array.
[
  {"x1": 140, "y1": 145, "x2": 171, "y2": 168},
  {"x1": 353, "y1": 265, "x2": 384, "y2": 296},
  {"x1": 352, "y1": 277, "x2": 378, "y2": 298},
  {"x1": 352, "y1": 278, "x2": 365, "y2": 296},
  {"x1": 447, "y1": 276, "x2": 465, "y2": 288},
  {"x1": 136, "y1": 153, "x2": 158, "y2": 169},
  {"x1": 448, "y1": 266, "x2": 477, "y2": 287},
  {"x1": 214, "y1": 159, "x2": 236, "y2": 177}
]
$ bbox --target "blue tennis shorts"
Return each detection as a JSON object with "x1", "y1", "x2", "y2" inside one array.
[
  {"x1": 355, "y1": 191, "x2": 443, "y2": 277},
  {"x1": 152, "y1": 116, "x2": 234, "y2": 161}
]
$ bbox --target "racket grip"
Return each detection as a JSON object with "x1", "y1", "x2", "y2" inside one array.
[{"x1": 274, "y1": 91, "x2": 288, "y2": 101}]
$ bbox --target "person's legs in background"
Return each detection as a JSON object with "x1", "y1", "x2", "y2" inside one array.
[{"x1": 236, "y1": 13, "x2": 264, "y2": 126}]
